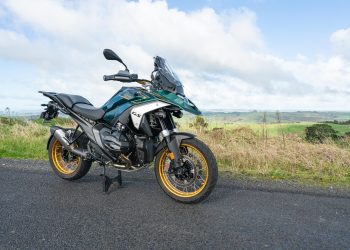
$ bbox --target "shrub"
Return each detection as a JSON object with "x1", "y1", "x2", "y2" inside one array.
[
  {"x1": 189, "y1": 116, "x2": 208, "y2": 132},
  {"x1": 305, "y1": 124, "x2": 338, "y2": 143}
]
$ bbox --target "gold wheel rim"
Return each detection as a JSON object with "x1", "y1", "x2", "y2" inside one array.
[
  {"x1": 159, "y1": 143, "x2": 209, "y2": 198},
  {"x1": 52, "y1": 140, "x2": 80, "y2": 174}
]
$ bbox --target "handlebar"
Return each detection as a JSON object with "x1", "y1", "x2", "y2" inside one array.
[{"x1": 103, "y1": 73, "x2": 138, "y2": 82}]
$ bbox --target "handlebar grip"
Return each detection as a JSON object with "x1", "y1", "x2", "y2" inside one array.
[
  {"x1": 103, "y1": 74, "x2": 139, "y2": 82},
  {"x1": 103, "y1": 75, "x2": 116, "y2": 81}
]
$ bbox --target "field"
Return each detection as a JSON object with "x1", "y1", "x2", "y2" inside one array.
[
  {"x1": 0, "y1": 117, "x2": 76, "y2": 160},
  {"x1": 1, "y1": 115, "x2": 350, "y2": 187}
]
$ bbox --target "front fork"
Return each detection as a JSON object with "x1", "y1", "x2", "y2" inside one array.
[
  {"x1": 157, "y1": 112, "x2": 193, "y2": 170},
  {"x1": 163, "y1": 130, "x2": 182, "y2": 167}
]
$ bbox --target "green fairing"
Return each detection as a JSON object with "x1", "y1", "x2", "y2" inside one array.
[
  {"x1": 151, "y1": 89, "x2": 201, "y2": 115},
  {"x1": 102, "y1": 87, "x2": 156, "y2": 124},
  {"x1": 102, "y1": 87, "x2": 201, "y2": 124}
]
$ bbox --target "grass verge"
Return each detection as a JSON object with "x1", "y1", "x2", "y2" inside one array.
[
  {"x1": 0, "y1": 117, "x2": 74, "y2": 160},
  {"x1": 1, "y1": 117, "x2": 350, "y2": 187}
]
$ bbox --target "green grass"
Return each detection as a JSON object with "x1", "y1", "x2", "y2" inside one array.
[
  {"x1": 177, "y1": 120, "x2": 350, "y2": 137},
  {"x1": 1, "y1": 116, "x2": 350, "y2": 187},
  {"x1": 261, "y1": 122, "x2": 350, "y2": 137},
  {"x1": 0, "y1": 117, "x2": 74, "y2": 160},
  {"x1": 0, "y1": 123, "x2": 48, "y2": 160},
  {"x1": 227, "y1": 165, "x2": 350, "y2": 187}
]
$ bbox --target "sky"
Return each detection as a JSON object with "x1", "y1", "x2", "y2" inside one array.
[{"x1": 1, "y1": 0, "x2": 350, "y2": 112}]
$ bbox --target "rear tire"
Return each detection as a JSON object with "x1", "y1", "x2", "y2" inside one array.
[
  {"x1": 154, "y1": 138, "x2": 218, "y2": 204},
  {"x1": 48, "y1": 138, "x2": 92, "y2": 180}
]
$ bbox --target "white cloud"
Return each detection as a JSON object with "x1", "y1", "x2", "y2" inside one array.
[
  {"x1": 330, "y1": 28, "x2": 350, "y2": 58},
  {"x1": 0, "y1": 0, "x2": 350, "y2": 111},
  {"x1": 0, "y1": 6, "x2": 4, "y2": 18}
]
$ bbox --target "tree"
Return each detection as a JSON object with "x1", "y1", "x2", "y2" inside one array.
[{"x1": 305, "y1": 124, "x2": 338, "y2": 143}]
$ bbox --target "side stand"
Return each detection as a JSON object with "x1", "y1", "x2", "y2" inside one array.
[{"x1": 101, "y1": 164, "x2": 122, "y2": 193}]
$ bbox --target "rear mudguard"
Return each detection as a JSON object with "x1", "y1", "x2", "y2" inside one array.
[{"x1": 155, "y1": 132, "x2": 195, "y2": 156}]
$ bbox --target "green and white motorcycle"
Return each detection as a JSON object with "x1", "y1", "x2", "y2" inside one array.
[{"x1": 40, "y1": 49, "x2": 218, "y2": 203}]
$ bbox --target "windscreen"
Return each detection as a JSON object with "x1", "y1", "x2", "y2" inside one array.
[
  {"x1": 154, "y1": 56, "x2": 184, "y2": 96},
  {"x1": 163, "y1": 60, "x2": 181, "y2": 83}
]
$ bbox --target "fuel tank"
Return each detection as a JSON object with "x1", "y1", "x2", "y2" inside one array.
[{"x1": 102, "y1": 87, "x2": 156, "y2": 124}]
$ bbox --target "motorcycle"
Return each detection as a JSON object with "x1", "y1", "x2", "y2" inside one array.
[{"x1": 40, "y1": 49, "x2": 218, "y2": 203}]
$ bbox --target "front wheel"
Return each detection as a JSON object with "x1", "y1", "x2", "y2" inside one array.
[{"x1": 154, "y1": 138, "x2": 218, "y2": 203}]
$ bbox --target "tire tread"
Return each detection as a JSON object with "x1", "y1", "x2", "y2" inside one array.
[
  {"x1": 48, "y1": 138, "x2": 92, "y2": 181},
  {"x1": 154, "y1": 138, "x2": 218, "y2": 204}
]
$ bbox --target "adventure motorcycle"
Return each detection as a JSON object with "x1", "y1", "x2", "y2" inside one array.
[{"x1": 40, "y1": 49, "x2": 218, "y2": 203}]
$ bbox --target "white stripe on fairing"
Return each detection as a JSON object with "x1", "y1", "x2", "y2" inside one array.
[{"x1": 130, "y1": 101, "x2": 170, "y2": 129}]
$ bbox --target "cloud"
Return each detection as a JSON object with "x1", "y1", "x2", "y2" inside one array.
[
  {"x1": 0, "y1": 0, "x2": 350, "y2": 111},
  {"x1": 330, "y1": 28, "x2": 350, "y2": 58},
  {"x1": 0, "y1": 6, "x2": 4, "y2": 18}
]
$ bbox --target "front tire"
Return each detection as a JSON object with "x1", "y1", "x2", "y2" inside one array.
[
  {"x1": 48, "y1": 138, "x2": 92, "y2": 180},
  {"x1": 154, "y1": 138, "x2": 218, "y2": 203}
]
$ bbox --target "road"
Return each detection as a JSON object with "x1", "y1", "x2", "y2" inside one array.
[{"x1": 0, "y1": 159, "x2": 349, "y2": 249}]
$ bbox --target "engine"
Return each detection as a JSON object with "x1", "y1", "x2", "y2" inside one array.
[
  {"x1": 98, "y1": 122, "x2": 155, "y2": 166},
  {"x1": 100, "y1": 123, "x2": 134, "y2": 153}
]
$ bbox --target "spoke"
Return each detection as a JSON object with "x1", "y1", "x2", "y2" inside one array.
[
  {"x1": 168, "y1": 176, "x2": 181, "y2": 189},
  {"x1": 162, "y1": 144, "x2": 209, "y2": 194},
  {"x1": 175, "y1": 182, "x2": 183, "y2": 191},
  {"x1": 194, "y1": 157, "x2": 201, "y2": 168},
  {"x1": 197, "y1": 175, "x2": 206, "y2": 184},
  {"x1": 59, "y1": 161, "x2": 66, "y2": 169}
]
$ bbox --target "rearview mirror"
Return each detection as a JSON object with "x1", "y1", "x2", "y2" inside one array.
[
  {"x1": 103, "y1": 49, "x2": 129, "y2": 71},
  {"x1": 103, "y1": 49, "x2": 122, "y2": 62}
]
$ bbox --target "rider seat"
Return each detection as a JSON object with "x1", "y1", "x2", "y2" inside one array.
[{"x1": 56, "y1": 93, "x2": 105, "y2": 121}]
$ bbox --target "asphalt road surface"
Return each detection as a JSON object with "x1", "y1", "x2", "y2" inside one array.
[{"x1": 0, "y1": 159, "x2": 349, "y2": 250}]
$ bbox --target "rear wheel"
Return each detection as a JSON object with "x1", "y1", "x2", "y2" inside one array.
[
  {"x1": 48, "y1": 138, "x2": 92, "y2": 180},
  {"x1": 155, "y1": 138, "x2": 218, "y2": 203}
]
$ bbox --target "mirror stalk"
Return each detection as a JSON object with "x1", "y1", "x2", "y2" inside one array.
[{"x1": 122, "y1": 63, "x2": 129, "y2": 72}]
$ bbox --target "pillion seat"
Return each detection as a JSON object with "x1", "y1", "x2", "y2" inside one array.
[{"x1": 56, "y1": 93, "x2": 105, "y2": 121}]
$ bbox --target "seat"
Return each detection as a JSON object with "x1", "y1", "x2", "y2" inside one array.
[
  {"x1": 56, "y1": 93, "x2": 105, "y2": 121},
  {"x1": 56, "y1": 93, "x2": 92, "y2": 108},
  {"x1": 72, "y1": 103, "x2": 105, "y2": 121}
]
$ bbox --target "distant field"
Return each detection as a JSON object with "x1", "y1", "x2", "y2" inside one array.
[
  {"x1": 8, "y1": 110, "x2": 350, "y2": 123},
  {"x1": 1, "y1": 116, "x2": 350, "y2": 187},
  {"x1": 181, "y1": 110, "x2": 350, "y2": 123},
  {"x1": 178, "y1": 111, "x2": 350, "y2": 137},
  {"x1": 178, "y1": 121, "x2": 350, "y2": 137}
]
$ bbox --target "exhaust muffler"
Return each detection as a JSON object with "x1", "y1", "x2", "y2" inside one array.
[{"x1": 52, "y1": 128, "x2": 88, "y2": 158}]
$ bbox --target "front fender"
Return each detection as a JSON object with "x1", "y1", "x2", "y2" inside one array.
[{"x1": 155, "y1": 132, "x2": 195, "y2": 156}]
